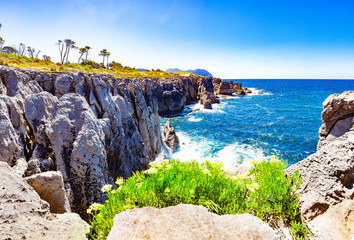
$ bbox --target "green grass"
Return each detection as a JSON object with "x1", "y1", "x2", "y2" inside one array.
[
  {"x1": 0, "y1": 52, "x2": 198, "y2": 78},
  {"x1": 87, "y1": 158, "x2": 309, "y2": 240}
]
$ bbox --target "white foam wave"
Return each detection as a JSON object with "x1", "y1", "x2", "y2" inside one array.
[
  {"x1": 247, "y1": 87, "x2": 272, "y2": 96},
  {"x1": 186, "y1": 102, "x2": 227, "y2": 114},
  {"x1": 169, "y1": 132, "x2": 268, "y2": 171},
  {"x1": 188, "y1": 116, "x2": 203, "y2": 122}
]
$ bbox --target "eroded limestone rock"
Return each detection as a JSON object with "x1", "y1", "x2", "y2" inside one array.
[
  {"x1": 107, "y1": 204, "x2": 282, "y2": 240},
  {"x1": 0, "y1": 162, "x2": 89, "y2": 240},
  {"x1": 318, "y1": 91, "x2": 354, "y2": 149},
  {"x1": 287, "y1": 91, "x2": 354, "y2": 240},
  {"x1": 26, "y1": 171, "x2": 71, "y2": 214},
  {"x1": 47, "y1": 93, "x2": 110, "y2": 218}
]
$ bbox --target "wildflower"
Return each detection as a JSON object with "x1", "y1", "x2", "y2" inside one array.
[
  {"x1": 251, "y1": 160, "x2": 259, "y2": 166},
  {"x1": 162, "y1": 159, "x2": 169, "y2": 165},
  {"x1": 145, "y1": 167, "x2": 158, "y2": 174},
  {"x1": 164, "y1": 164, "x2": 173, "y2": 170},
  {"x1": 101, "y1": 184, "x2": 112, "y2": 193},
  {"x1": 136, "y1": 182, "x2": 143, "y2": 188},
  {"x1": 247, "y1": 182, "x2": 260, "y2": 192},
  {"x1": 270, "y1": 155, "x2": 280, "y2": 163},
  {"x1": 202, "y1": 168, "x2": 211, "y2": 176},
  {"x1": 164, "y1": 188, "x2": 171, "y2": 194},
  {"x1": 87, "y1": 203, "x2": 103, "y2": 214},
  {"x1": 115, "y1": 177, "x2": 124, "y2": 186},
  {"x1": 231, "y1": 173, "x2": 247, "y2": 181},
  {"x1": 216, "y1": 161, "x2": 224, "y2": 168},
  {"x1": 149, "y1": 162, "x2": 162, "y2": 169}
]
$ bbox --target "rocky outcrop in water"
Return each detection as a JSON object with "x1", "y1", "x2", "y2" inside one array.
[
  {"x1": 0, "y1": 66, "x2": 162, "y2": 219},
  {"x1": 162, "y1": 119, "x2": 179, "y2": 153},
  {"x1": 157, "y1": 76, "x2": 219, "y2": 115},
  {"x1": 213, "y1": 78, "x2": 244, "y2": 96},
  {"x1": 107, "y1": 204, "x2": 282, "y2": 240},
  {"x1": 287, "y1": 91, "x2": 354, "y2": 240}
]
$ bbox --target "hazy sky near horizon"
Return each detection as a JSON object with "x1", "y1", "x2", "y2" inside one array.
[{"x1": 1, "y1": 0, "x2": 354, "y2": 79}]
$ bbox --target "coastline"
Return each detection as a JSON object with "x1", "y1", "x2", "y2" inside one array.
[{"x1": 0, "y1": 66, "x2": 353, "y2": 239}]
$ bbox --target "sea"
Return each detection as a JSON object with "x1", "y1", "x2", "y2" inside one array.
[{"x1": 160, "y1": 79, "x2": 354, "y2": 170}]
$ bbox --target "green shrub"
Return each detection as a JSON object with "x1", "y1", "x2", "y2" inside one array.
[
  {"x1": 82, "y1": 60, "x2": 101, "y2": 69},
  {"x1": 87, "y1": 158, "x2": 308, "y2": 240}
]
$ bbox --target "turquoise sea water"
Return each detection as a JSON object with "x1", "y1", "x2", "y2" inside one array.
[{"x1": 161, "y1": 79, "x2": 354, "y2": 170}]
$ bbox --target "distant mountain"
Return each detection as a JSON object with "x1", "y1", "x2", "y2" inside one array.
[
  {"x1": 165, "y1": 68, "x2": 213, "y2": 77},
  {"x1": 136, "y1": 68, "x2": 147, "y2": 72}
]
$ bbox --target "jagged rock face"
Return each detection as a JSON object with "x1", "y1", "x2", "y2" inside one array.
[
  {"x1": 0, "y1": 68, "x2": 42, "y2": 97},
  {"x1": 157, "y1": 76, "x2": 221, "y2": 115},
  {"x1": 107, "y1": 204, "x2": 282, "y2": 240},
  {"x1": 46, "y1": 93, "x2": 111, "y2": 217},
  {"x1": 157, "y1": 77, "x2": 197, "y2": 115},
  {"x1": 0, "y1": 96, "x2": 27, "y2": 167},
  {"x1": 317, "y1": 91, "x2": 354, "y2": 149},
  {"x1": 213, "y1": 78, "x2": 243, "y2": 96},
  {"x1": 162, "y1": 119, "x2": 179, "y2": 153},
  {"x1": 0, "y1": 66, "x2": 162, "y2": 218},
  {"x1": 0, "y1": 162, "x2": 89, "y2": 240},
  {"x1": 287, "y1": 91, "x2": 354, "y2": 240}
]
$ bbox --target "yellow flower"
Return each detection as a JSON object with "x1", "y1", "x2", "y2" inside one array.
[
  {"x1": 149, "y1": 162, "x2": 163, "y2": 169},
  {"x1": 115, "y1": 177, "x2": 124, "y2": 186},
  {"x1": 101, "y1": 184, "x2": 112, "y2": 193},
  {"x1": 231, "y1": 173, "x2": 248, "y2": 181},
  {"x1": 145, "y1": 167, "x2": 158, "y2": 174},
  {"x1": 216, "y1": 161, "x2": 224, "y2": 168},
  {"x1": 87, "y1": 203, "x2": 103, "y2": 214},
  {"x1": 164, "y1": 188, "x2": 171, "y2": 194},
  {"x1": 247, "y1": 182, "x2": 260, "y2": 192},
  {"x1": 202, "y1": 168, "x2": 211, "y2": 176},
  {"x1": 251, "y1": 160, "x2": 259, "y2": 166},
  {"x1": 162, "y1": 159, "x2": 169, "y2": 165},
  {"x1": 164, "y1": 164, "x2": 173, "y2": 170},
  {"x1": 270, "y1": 155, "x2": 280, "y2": 163}
]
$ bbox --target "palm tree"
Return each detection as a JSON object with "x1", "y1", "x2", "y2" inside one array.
[{"x1": 99, "y1": 49, "x2": 111, "y2": 68}]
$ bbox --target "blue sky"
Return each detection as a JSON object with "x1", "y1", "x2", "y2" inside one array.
[{"x1": 1, "y1": 0, "x2": 354, "y2": 78}]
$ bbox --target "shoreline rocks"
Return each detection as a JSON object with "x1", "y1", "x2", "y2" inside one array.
[
  {"x1": 162, "y1": 119, "x2": 179, "y2": 153},
  {"x1": 287, "y1": 91, "x2": 354, "y2": 240}
]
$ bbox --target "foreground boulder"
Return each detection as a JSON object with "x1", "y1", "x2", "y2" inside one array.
[
  {"x1": 107, "y1": 204, "x2": 281, "y2": 240},
  {"x1": 0, "y1": 162, "x2": 89, "y2": 240},
  {"x1": 287, "y1": 91, "x2": 354, "y2": 240},
  {"x1": 26, "y1": 171, "x2": 71, "y2": 214}
]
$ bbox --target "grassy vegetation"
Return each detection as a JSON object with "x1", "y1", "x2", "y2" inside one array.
[
  {"x1": 87, "y1": 157, "x2": 309, "y2": 240},
  {"x1": 0, "y1": 52, "x2": 197, "y2": 78}
]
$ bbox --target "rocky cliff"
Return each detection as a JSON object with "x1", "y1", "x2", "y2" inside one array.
[
  {"x1": 157, "y1": 76, "x2": 219, "y2": 115},
  {"x1": 0, "y1": 66, "x2": 163, "y2": 219},
  {"x1": 287, "y1": 91, "x2": 354, "y2": 240},
  {"x1": 0, "y1": 66, "x2": 227, "y2": 220}
]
